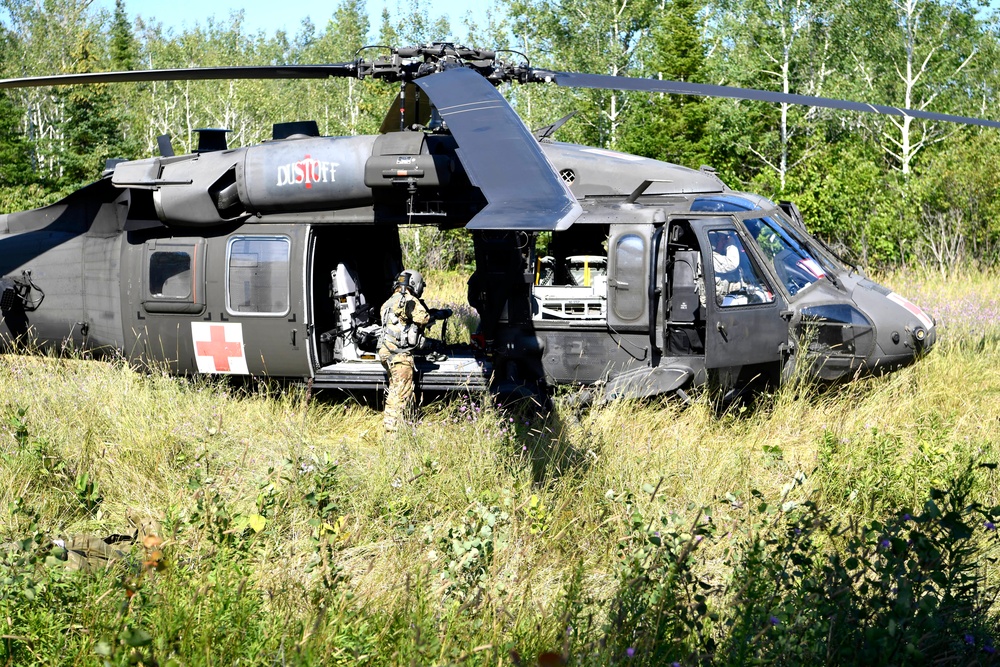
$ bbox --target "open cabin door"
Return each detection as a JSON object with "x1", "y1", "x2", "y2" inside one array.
[{"x1": 607, "y1": 223, "x2": 653, "y2": 333}]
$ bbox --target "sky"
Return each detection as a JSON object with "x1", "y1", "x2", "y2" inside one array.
[{"x1": 86, "y1": 0, "x2": 495, "y2": 39}]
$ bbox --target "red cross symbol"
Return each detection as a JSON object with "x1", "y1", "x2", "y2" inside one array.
[{"x1": 195, "y1": 325, "x2": 243, "y2": 372}]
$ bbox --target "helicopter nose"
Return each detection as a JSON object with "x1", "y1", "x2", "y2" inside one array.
[
  {"x1": 887, "y1": 291, "x2": 936, "y2": 354},
  {"x1": 855, "y1": 282, "x2": 936, "y2": 372},
  {"x1": 904, "y1": 320, "x2": 935, "y2": 350}
]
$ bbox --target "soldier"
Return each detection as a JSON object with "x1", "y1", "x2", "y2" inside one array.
[
  {"x1": 702, "y1": 230, "x2": 772, "y2": 307},
  {"x1": 378, "y1": 270, "x2": 431, "y2": 434}
]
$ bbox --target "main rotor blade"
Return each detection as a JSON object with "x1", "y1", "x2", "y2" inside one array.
[
  {"x1": 0, "y1": 64, "x2": 357, "y2": 89},
  {"x1": 415, "y1": 67, "x2": 581, "y2": 232},
  {"x1": 547, "y1": 71, "x2": 1000, "y2": 130}
]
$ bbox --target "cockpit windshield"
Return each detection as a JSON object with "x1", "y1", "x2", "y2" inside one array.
[
  {"x1": 692, "y1": 195, "x2": 845, "y2": 296},
  {"x1": 741, "y1": 215, "x2": 826, "y2": 296}
]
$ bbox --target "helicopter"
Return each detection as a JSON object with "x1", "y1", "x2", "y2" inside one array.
[{"x1": 0, "y1": 43, "x2": 978, "y2": 403}]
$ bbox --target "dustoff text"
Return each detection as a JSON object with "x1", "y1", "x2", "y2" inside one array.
[{"x1": 276, "y1": 155, "x2": 339, "y2": 189}]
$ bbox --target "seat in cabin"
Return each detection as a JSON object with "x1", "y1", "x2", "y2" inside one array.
[{"x1": 323, "y1": 263, "x2": 379, "y2": 360}]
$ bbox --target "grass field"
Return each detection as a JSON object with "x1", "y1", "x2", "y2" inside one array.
[{"x1": 2, "y1": 268, "x2": 1000, "y2": 666}]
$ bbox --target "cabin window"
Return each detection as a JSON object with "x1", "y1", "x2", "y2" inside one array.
[
  {"x1": 150, "y1": 251, "x2": 192, "y2": 298},
  {"x1": 143, "y1": 239, "x2": 205, "y2": 314},
  {"x1": 612, "y1": 233, "x2": 646, "y2": 321},
  {"x1": 226, "y1": 236, "x2": 291, "y2": 316}
]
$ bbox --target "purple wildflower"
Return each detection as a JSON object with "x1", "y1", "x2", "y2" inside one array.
[
  {"x1": 769, "y1": 615, "x2": 780, "y2": 626},
  {"x1": 626, "y1": 647, "x2": 635, "y2": 658},
  {"x1": 965, "y1": 634, "x2": 976, "y2": 645},
  {"x1": 985, "y1": 521, "x2": 997, "y2": 531}
]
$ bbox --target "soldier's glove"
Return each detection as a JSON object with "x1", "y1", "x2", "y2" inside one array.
[{"x1": 430, "y1": 308, "x2": 453, "y2": 320}]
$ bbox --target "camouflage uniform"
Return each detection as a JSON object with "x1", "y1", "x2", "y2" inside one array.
[
  {"x1": 379, "y1": 287, "x2": 431, "y2": 434},
  {"x1": 2, "y1": 516, "x2": 163, "y2": 573}
]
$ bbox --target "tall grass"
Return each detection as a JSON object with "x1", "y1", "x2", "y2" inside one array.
[{"x1": 2, "y1": 268, "x2": 1000, "y2": 665}]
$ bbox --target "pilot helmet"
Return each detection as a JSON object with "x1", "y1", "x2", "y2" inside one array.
[{"x1": 395, "y1": 269, "x2": 425, "y2": 297}]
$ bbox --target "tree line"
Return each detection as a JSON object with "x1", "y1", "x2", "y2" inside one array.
[{"x1": 2, "y1": 0, "x2": 999, "y2": 270}]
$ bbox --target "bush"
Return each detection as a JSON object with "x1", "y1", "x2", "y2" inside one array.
[{"x1": 721, "y1": 463, "x2": 1000, "y2": 665}]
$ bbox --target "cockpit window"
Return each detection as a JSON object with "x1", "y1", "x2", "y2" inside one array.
[
  {"x1": 742, "y1": 216, "x2": 826, "y2": 296},
  {"x1": 707, "y1": 230, "x2": 775, "y2": 307}
]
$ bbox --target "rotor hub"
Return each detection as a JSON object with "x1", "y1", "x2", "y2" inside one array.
[{"x1": 355, "y1": 43, "x2": 528, "y2": 85}]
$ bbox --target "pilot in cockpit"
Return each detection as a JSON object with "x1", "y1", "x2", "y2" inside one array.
[
  {"x1": 700, "y1": 230, "x2": 772, "y2": 307},
  {"x1": 698, "y1": 230, "x2": 743, "y2": 306}
]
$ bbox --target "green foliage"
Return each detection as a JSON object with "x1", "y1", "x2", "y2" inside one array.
[
  {"x1": 829, "y1": 0, "x2": 986, "y2": 175},
  {"x1": 378, "y1": 0, "x2": 452, "y2": 44},
  {"x1": 815, "y1": 415, "x2": 970, "y2": 517},
  {"x1": 74, "y1": 471, "x2": 104, "y2": 513},
  {"x1": 183, "y1": 454, "x2": 268, "y2": 560},
  {"x1": 503, "y1": 0, "x2": 661, "y2": 148},
  {"x1": 777, "y1": 140, "x2": 903, "y2": 265},
  {"x1": 401, "y1": 227, "x2": 475, "y2": 272},
  {"x1": 0, "y1": 503, "x2": 96, "y2": 664},
  {"x1": 617, "y1": 0, "x2": 712, "y2": 168},
  {"x1": 2, "y1": 0, "x2": 999, "y2": 267},
  {"x1": 59, "y1": 29, "x2": 135, "y2": 186},
  {"x1": 0, "y1": 288, "x2": 1000, "y2": 664},
  {"x1": 598, "y1": 485, "x2": 717, "y2": 663},
  {"x1": 108, "y1": 0, "x2": 137, "y2": 70},
  {"x1": 301, "y1": 452, "x2": 347, "y2": 596},
  {"x1": 426, "y1": 496, "x2": 512, "y2": 602},
  {"x1": 722, "y1": 464, "x2": 1000, "y2": 665},
  {"x1": 0, "y1": 183, "x2": 59, "y2": 213},
  {"x1": 0, "y1": 91, "x2": 34, "y2": 187},
  {"x1": 4, "y1": 404, "x2": 105, "y2": 518},
  {"x1": 702, "y1": 0, "x2": 835, "y2": 194},
  {"x1": 907, "y1": 130, "x2": 1000, "y2": 270},
  {"x1": 526, "y1": 493, "x2": 549, "y2": 534}
]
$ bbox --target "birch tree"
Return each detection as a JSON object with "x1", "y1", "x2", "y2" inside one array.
[
  {"x1": 708, "y1": 0, "x2": 836, "y2": 189},
  {"x1": 835, "y1": 0, "x2": 985, "y2": 175},
  {"x1": 502, "y1": 0, "x2": 659, "y2": 149},
  {"x1": 0, "y1": 0, "x2": 99, "y2": 181},
  {"x1": 302, "y1": 0, "x2": 381, "y2": 136}
]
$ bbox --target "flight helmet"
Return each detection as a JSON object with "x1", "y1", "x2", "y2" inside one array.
[{"x1": 394, "y1": 269, "x2": 425, "y2": 297}]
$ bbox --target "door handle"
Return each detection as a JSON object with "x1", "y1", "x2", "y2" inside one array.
[{"x1": 717, "y1": 322, "x2": 728, "y2": 342}]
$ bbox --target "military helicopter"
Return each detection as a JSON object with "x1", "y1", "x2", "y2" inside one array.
[{"x1": 0, "y1": 43, "x2": 980, "y2": 402}]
